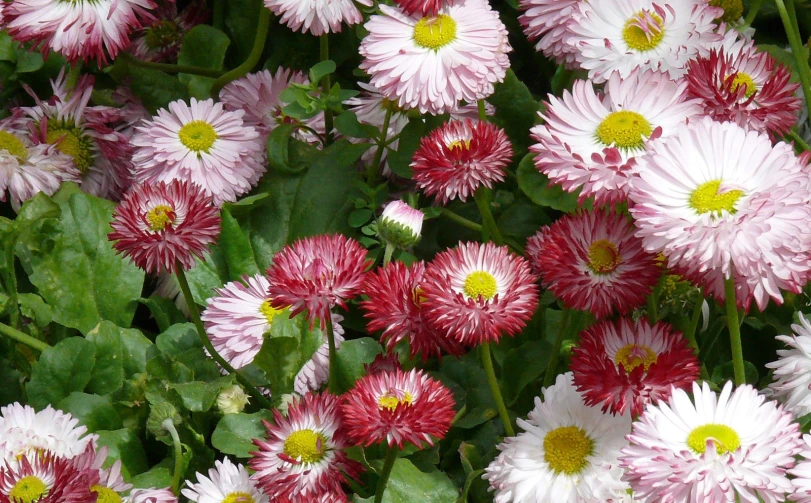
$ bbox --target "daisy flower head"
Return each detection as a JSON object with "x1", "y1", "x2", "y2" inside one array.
[
  {"x1": 359, "y1": 0, "x2": 511, "y2": 114},
  {"x1": 342, "y1": 368, "x2": 456, "y2": 448},
  {"x1": 621, "y1": 381, "x2": 802, "y2": 503},
  {"x1": 412, "y1": 119, "x2": 512, "y2": 205},
  {"x1": 264, "y1": 0, "x2": 373, "y2": 36},
  {"x1": 483, "y1": 372, "x2": 633, "y2": 503},
  {"x1": 69, "y1": 444, "x2": 131, "y2": 502},
  {"x1": 108, "y1": 180, "x2": 221, "y2": 275},
  {"x1": 132, "y1": 98, "x2": 265, "y2": 206},
  {"x1": 129, "y1": 0, "x2": 209, "y2": 63},
  {"x1": 421, "y1": 241, "x2": 539, "y2": 346},
  {"x1": 249, "y1": 392, "x2": 362, "y2": 500},
  {"x1": 790, "y1": 435, "x2": 811, "y2": 503},
  {"x1": 182, "y1": 457, "x2": 268, "y2": 503},
  {"x1": 527, "y1": 210, "x2": 660, "y2": 319},
  {"x1": 0, "y1": 450, "x2": 97, "y2": 503},
  {"x1": 567, "y1": 0, "x2": 723, "y2": 83},
  {"x1": 201, "y1": 273, "x2": 287, "y2": 369},
  {"x1": 266, "y1": 234, "x2": 370, "y2": 330},
  {"x1": 219, "y1": 68, "x2": 326, "y2": 147},
  {"x1": 518, "y1": 0, "x2": 581, "y2": 65},
  {"x1": 530, "y1": 68, "x2": 702, "y2": 207},
  {"x1": 377, "y1": 200, "x2": 424, "y2": 249},
  {"x1": 570, "y1": 317, "x2": 700, "y2": 416},
  {"x1": 360, "y1": 260, "x2": 465, "y2": 361},
  {"x1": 4, "y1": 0, "x2": 158, "y2": 65},
  {"x1": 766, "y1": 313, "x2": 811, "y2": 418},
  {"x1": 685, "y1": 40, "x2": 801, "y2": 138},
  {"x1": 394, "y1": 0, "x2": 457, "y2": 17},
  {"x1": 629, "y1": 117, "x2": 811, "y2": 311}
]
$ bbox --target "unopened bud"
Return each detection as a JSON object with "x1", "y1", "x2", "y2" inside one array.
[
  {"x1": 216, "y1": 385, "x2": 250, "y2": 414},
  {"x1": 377, "y1": 200, "x2": 423, "y2": 249}
]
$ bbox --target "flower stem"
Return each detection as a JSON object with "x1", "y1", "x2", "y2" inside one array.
[
  {"x1": 209, "y1": 6, "x2": 271, "y2": 97},
  {"x1": 368, "y1": 106, "x2": 393, "y2": 185},
  {"x1": 743, "y1": 0, "x2": 763, "y2": 26},
  {"x1": 0, "y1": 322, "x2": 49, "y2": 352},
  {"x1": 723, "y1": 275, "x2": 746, "y2": 385},
  {"x1": 477, "y1": 99, "x2": 487, "y2": 121},
  {"x1": 788, "y1": 128, "x2": 811, "y2": 153},
  {"x1": 213, "y1": 0, "x2": 225, "y2": 29},
  {"x1": 2, "y1": 243, "x2": 20, "y2": 330},
  {"x1": 325, "y1": 313, "x2": 338, "y2": 392},
  {"x1": 480, "y1": 342, "x2": 515, "y2": 437},
  {"x1": 382, "y1": 242, "x2": 395, "y2": 266},
  {"x1": 543, "y1": 308, "x2": 570, "y2": 389},
  {"x1": 162, "y1": 418, "x2": 184, "y2": 496},
  {"x1": 473, "y1": 187, "x2": 504, "y2": 246},
  {"x1": 174, "y1": 261, "x2": 271, "y2": 408},
  {"x1": 775, "y1": 0, "x2": 811, "y2": 128},
  {"x1": 320, "y1": 34, "x2": 334, "y2": 146},
  {"x1": 122, "y1": 53, "x2": 224, "y2": 78},
  {"x1": 374, "y1": 447, "x2": 399, "y2": 503},
  {"x1": 439, "y1": 208, "x2": 483, "y2": 232}
]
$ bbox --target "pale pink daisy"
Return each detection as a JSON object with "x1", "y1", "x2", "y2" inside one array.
[
  {"x1": 519, "y1": 0, "x2": 580, "y2": 65},
  {"x1": 621, "y1": 381, "x2": 803, "y2": 503},
  {"x1": 789, "y1": 435, "x2": 811, "y2": 503},
  {"x1": 182, "y1": 458, "x2": 268, "y2": 503},
  {"x1": 629, "y1": 117, "x2": 811, "y2": 311},
  {"x1": 220, "y1": 68, "x2": 326, "y2": 147},
  {"x1": 4, "y1": 0, "x2": 158, "y2": 65},
  {"x1": 132, "y1": 98, "x2": 265, "y2": 206},
  {"x1": 766, "y1": 313, "x2": 811, "y2": 418},
  {"x1": 0, "y1": 450, "x2": 98, "y2": 503},
  {"x1": 567, "y1": 0, "x2": 723, "y2": 82},
  {"x1": 264, "y1": 0, "x2": 373, "y2": 36},
  {"x1": 359, "y1": 0, "x2": 511, "y2": 114},
  {"x1": 530, "y1": 68, "x2": 702, "y2": 207},
  {"x1": 130, "y1": 1, "x2": 209, "y2": 63}
]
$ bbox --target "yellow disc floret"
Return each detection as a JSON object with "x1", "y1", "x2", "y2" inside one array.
[
  {"x1": 9, "y1": 475, "x2": 48, "y2": 503},
  {"x1": 587, "y1": 239, "x2": 621, "y2": 274},
  {"x1": 413, "y1": 14, "x2": 457, "y2": 50},
  {"x1": 0, "y1": 131, "x2": 28, "y2": 162},
  {"x1": 178, "y1": 120, "x2": 218, "y2": 154},
  {"x1": 463, "y1": 271, "x2": 498, "y2": 300},
  {"x1": 46, "y1": 123, "x2": 95, "y2": 174},
  {"x1": 223, "y1": 492, "x2": 255, "y2": 503},
  {"x1": 378, "y1": 390, "x2": 415, "y2": 411},
  {"x1": 596, "y1": 111, "x2": 652, "y2": 151},
  {"x1": 259, "y1": 299, "x2": 285, "y2": 324},
  {"x1": 623, "y1": 10, "x2": 665, "y2": 52},
  {"x1": 543, "y1": 425, "x2": 594, "y2": 475},
  {"x1": 91, "y1": 485, "x2": 122, "y2": 503},
  {"x1": 686, "y1": 423, "x2": 741, "y2": 455},
  {"x1": 146, "y1": 204, "x2": 175, "y2": 232},
  {"x1": 689, "y1": 180, "x2": 744, "y2": 216},
  {"x1": 614, "y1": 344, "x2": 658, "y2": 372},
  {"x1": 447, "y1": 139, "x2": 472, "y2": 152},
  {"x1": 283, "y1": 429, "x2": 327, "y2": 463},
  {"x1": 729, "y1": 72, "x2": 757, "y2": 98}
]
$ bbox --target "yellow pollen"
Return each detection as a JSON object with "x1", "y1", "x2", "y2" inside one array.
[
  {"x1": 729, "y1": 72, "x2": 757, "y2": 98},
  {"x1": 91, "y1": 485, "x2": 122, "y2": 503},
  {"x1": 543, "y1": 426, "x2": 594, "y2": 475},
  {"x1": 622, "y1": 11, "x2": 665, "y2": 52},
  {"x1": 0, "y1": 131, "x2": 28, "y2": 162},
  {"x1": 689, "y1": 180, "x2": 744, "y2": 216},
  {"x1": 413, "y1": 14, "x2": 457, "y2": 50},
  {"x1": 463, "y1": 271, "x2": 498, "y2": 300},
  {"x1": 283, "y1": 429, "x2": 327, "y2": 464},
  {"x1": 596, "y1": 111, "x2": 652, "y2": 150},
  {"x1": 447, "y1": 139, "x2": 471, "y2": 152},
  {"x1": 223, "y1": 492, "x2": 255, "y2": 503},
  {"x1": 614, "y1": 344, "x2": 658, "y2": 372},
  {"x1": 9, "y1": 475, "x2": 48, "y2": 503},
  {"x1": 378, "y1": 390, "x2": 414, "y2": 411},
  {"x1": 587, "y1": 239, "x2": 621, "y2": 274},
  {"x1": 686, "y1": 423, "x2": 741, "y2": 455},
  {"x1": 259, "y1": 299, "x2": 284, "y2": 324},
  {"x1": 412, "y1": 287, "x2": 427, "y2": 307},
  {"x1": 178, "y1": 120, "x2": 218, "y2": 153},
  {"x1": 146, "y1": 204, "x2": 175, "y2": 232},
  {"x1": 45, "y1": 125, "x2": 95, "y2": 174}
]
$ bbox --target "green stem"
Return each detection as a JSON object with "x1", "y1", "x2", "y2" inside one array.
[
  {"x1": 743, "y1": 0, "x2": 763, "y2": 26},
  {"x1": 209, "y1": 6, "x2": 271, "y2": 97},
  {"x1": 480, "y1": 342, "x2": 515, "y2": 437},
  {"x1": 684, "y1": 293, "x2": 703, "y2": 354},
  {"x1": 775, "y1": 0, "x2": 811, "y2": 128},
  {"x1": 439, "y1": 208, "x2": 482, "y2": 232},
  {"x1": 382, "y1": 242, "x2": 395, "y2": 266},
  {"x1": 723, "y1": 275, "x2": 746, "y2": 385},
  {"x1": 647, "y1": 291, "x2": 658, "y2": 324},
  {"x1": 162, "y1": 419, "x2": 184, "y2": 496},
  {"x1": 325, "y1": 313, "x2": 338, "y2": 392},
  {"x1": 3, "y1": 244, "x2": 19, "y2": 330},
  {"x1": 477, "y1": 99, "x2": 487, "y2": 121},
  {"x1": 473, "y1": 187, "x2": 504, "y2": 246},
  {"x1": 213, "y1": 0, "x2": 225, "y2": 29},
  {"x1": 0, "y1": 322, "x2": 49, "y2": 352},
  {"x1": 368, "y1": 107, "x2": 393, "y2": 184},
  {"x1": 320, "y1": 34, "x2": 334, "y2": 146},
  {"x1": 174, "y1": 262, "x2": 271, "y2": 408},
  {"x1": 374, "y1": 447, "x2": 399, "y2": 503},
  {"x1": 122, "y1": 54, "x2": 223, "y2": 78},
  {"x1": 450, "y1": 404, "x2": 467, "y2": 426},
  {"x1": 788, "y1": 128, "x2": 811, "y2": 152},
  {"x1": 543, "y1": 309, "x2": 570, "y2": 389}
]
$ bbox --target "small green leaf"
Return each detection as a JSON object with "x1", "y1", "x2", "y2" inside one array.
[
  {"x1": 333, "y1": 338, "x2": 382, "y2": 394},
  {"x1": 516, "y1": 153, "x2": 580, "y2": 213},
  {"x1": 156, "y1": 323, "x2": 199, "y2": 356},
  {"x1": 15, "y1": 49, "x2": 43, "y2": 73},
  {"x1": 211, "y1": 410, "x2": 274, "y2": 458},
  {"x1": 57, "y1": 392, "x2": 123, "y2": 431},
  {"x1": 377, "y1": 459, "x2": 458, "y2": 503},
  {"x1": 177, "y1": 25, "x2": 230, "y2": 98},
  {"x1": 387, "y1": 119, "x2": 426, "y2": 178},
  {"x1": 86, "y1": 322, "x2": 126, "y2": 395},
  {"x1": 26, "y1": 337, "x2": 96, "y2": 409},
  {"x1": 266, "y1": 124, "x2": 317, "y2": 175},
  {"x1": 335, "y1": 111, "x2": 378, "y2": 139},
  {"x1": 309, "y1": 60, "x2": 336, "y2": 85},
  {"x1": 17, "y1": 293, "x2": 52, "y2": 327},
  {"x1": 96, "y1": 429, "x2": 150, "y2": 479},
  {"x1": 220, "y1": 208, "x2": 260, "y2": 279}
]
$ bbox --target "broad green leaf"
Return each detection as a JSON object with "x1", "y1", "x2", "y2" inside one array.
[
  {"x1": 335, "y1": 111, "x2": 379, "y2": 139},
  {"x1": 333, "y1": 338, "x2": 382, "y2": 394},
  {"x1": 139, "y1": 295, "x2": 188, "y2": 333},
  {"x1": 86, "y1": 322, "x2": 125, "y2": 395},
  {"x1": 211, "y1": 410, "x2": 274, "y2": 458},
  {"x1": 57, "y1": 392, "x2": 123, "y2": 431},
  {"x1": 26, "y1": 337, "x2": 96, "y2": 409},
  {"x1": 489, "y1": 69, "x2": 541, "y2": 157},
  {"x1": 252, "y1": 313, "x2": 324, "y2": 397},
  {"x1": 501, "y1": 340, "x2": 552, "y2": 405},
  {"x1": 0, "y1": 358, "x2": 24, "y2": 407},
  {"x1": 379, "y1": 459, "x2": 458, "y2": 503},
  {"x1": 124, "y1": 65, "x2": 189, "y2": 113},
  {"x1": 386, "y1": 119, "x2": 426, "y2": 178},
  {"x1": 220, "y1": 208, "x2": 260, "y2": 279},
  {"x1": 177, "y1": 25, "x2": 230, "y2": 98},
  {"x1": 15, "y1": 49, "x2": 43, "y2": 73},
  {"x1": 0, "y1": 33, "x2": 14, "y2": 62},
  {"x1": 156, "y1": 323, "x2": 199, "y2": 356},
  {"x1": 170, "y1": 377, "x2": 234, "y2": 412},
  {"x1": 266, "y1": 124, "x2": 317, "y2": 175},
  {"x1": 516, "y1": 153, "x2": 580, "y2": 213},
  {"x1": 130, "y1": 467, "x2": 173, "y2": 489},
  {"x1": 309, "y1": 60, "x2": 336, "y2": 84},
  {"x1": 223, "y1": 0, "x2": 262, "y2": 64},
  {"x1": 97, "y1": 429, "x2": 150, "y2": 479},
  {"x1": 17, "y1": 293, "x2": 52, "y2": 327}
]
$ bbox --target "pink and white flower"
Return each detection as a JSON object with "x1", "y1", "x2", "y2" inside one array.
[
  {"x1": 519, "y1": 0, "x2": 580, "y2": 65},
  {"x1": 264, "y1": 0, "x2": 373, "y2": 36}
]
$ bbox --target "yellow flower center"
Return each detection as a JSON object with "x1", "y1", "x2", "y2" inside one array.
[
  {"x1": 729, "y1": 72, "x2": 757, "y2": 98},
  {"x1": 543, "y1": 425, "x2": 594, "y2": 475},
  {"x1": 709, "y1": 0, "x2": 744, "y2": 23},
  {"x1": 259, "y1": 299, "x2": 284, "y2": 324},
  {"x1": 91, "y1": 485, "x2": 122, "y2": 503},
  {"x1": 686, "y1": 423, "x2": 741, "y2": 455},
  {"x1": 412, "y1": 287, "x2": 427, "y2": 307},
  {"x1": 689, "y1": 180, "x2": 744, "y2": 216},
  {"x1": 0, "y1": 131, "x2": 28, "y2": 162},
  {"x1": 587, "y1": 239, "x2": 621, "y2": 274},
  {"x1": 223, "y1": 492, "x2": 255, "y2": 503},
  {"x1": 596, "y1": 111, "x2": 652, "y2": 150},
  {"x1": 9, "y1": 475, "x2": 48, "y2": 503},
  {"x1": 462, "y1": 271, "x2": 498, "y2": 300},
  {"x1": 146, "y1": 204, "x2": 175, "y2": 232},
  {"x1": 623, "y1": 10, "x2": 665, "y2": 52},
  {"x1": 447, "y1": 139, "x2": 471, "y2": 152},
  {"x1": 45, "y1": 124, "x2": 95, "y2": 174},
  {"x1": 178, "y1": 120, "x2": 218, "y2": 153},
  {"x1": 614, "y1": 344, "x2": 658, "y2": 372},
  {"x1": 413, "y1": 14, "x2": 457, "y2": 50},
  {"x1": 378, "y1": 390, "x2": 414, "y2": 411},
  {"x1": 283, "y1": 429, "x2": 326, "y2": 464}
]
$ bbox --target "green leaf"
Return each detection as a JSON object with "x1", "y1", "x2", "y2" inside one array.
[
  {"x1": 15, "y1": 184, "x2": 145, "y2": 334},
  {"x1": 130, "y1": 466, "x2": 173, "y2": 489},
  {"x1": 378, "y1": 459, "x2": 458, "y2": 503},
  {"x1": 57, "y1": 392, "x2": 123, "y2": 431},
  {"x1": 177, "y1": 25, "x2": 230, "y2": 98},
  {"x1": 335, "y1": 111, "x2": 378, "y2": 139},
  {"x1": 86, "y1": 322, "x2": 125, "y2": 395},
  {"x1": 27, "y1": 337, "x2": 96, "y2": 409},
  {"x1": 96, "y1": 429, "x2": 150, "y2": 479},
  {"x1": 156, "y1": 323, "x2": 199, "y2": 356},
  {"x1": 387, "y1": 119, "x2": 426, "y2": 178},
  {"x1": 15, "y1": 49, "x2": 43, "y2": 73},
  {"x1": 309, "y1": 60, "x2": 336, "y2": 84},
  {"x1": 170, "y1": 378, "x2": 234, "y2": 412},
  {"x1": 124, "y1": 65, "x2": 189, "y2": 113},
  {"x1": 501, "y1": 340, "x2": 552, "y2": 405},
  {"x1": 0, "y1": 33, "x2": 14, "y2": 62},
  {"x1": 220, "y1": 208, "x2": 260, "y2": 280},
  {"x1": 516, "y1": 153, "x2": 580, "y2": 213},
  {"x1": 17, "y1": 293, "x2": 52, "y2": 327},
  {"x1": 266, "y1": 124, "x2": 317, "y2": 175},
  {"x1": 333, "y1": 338, "x2": 382, "y2": 394},
  {"x1": 223, "y1": 0, "x2": 262, "y2": 63},
  {"x1": 211, "y1": 410, "x2": 274, "y2": 458},
  {"x1": 139, "y1": 295, "x2": 188, "y2": 333},
  {"x1": 489, "y1": 69, "x2": 541, "y2": 157},
  {"x1": 0, "y1": 358, "x2": 23, "y2": 407},
  {"x1": 253, "y1": 314, "x2": 324, "y2": 397}
]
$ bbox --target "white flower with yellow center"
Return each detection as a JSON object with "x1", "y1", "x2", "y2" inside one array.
[
  {"x1": 621, "y1": 381, "x2": 803, "y2": 502},
  {"x1": 182, "y1": 457, "x2": 268, "y2": 503},
  {"x1": 483, "y1": 372, "x2": 633, "y2": 502},
  {"x1": 567, "y1": 0, "x2": 722, "y2": 82}
]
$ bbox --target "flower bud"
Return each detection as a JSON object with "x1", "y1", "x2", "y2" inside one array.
[
  {"x1": 216, "y1": 385, "x2": 250, "y2": 414},
  {"x1": 377, "y1": 200, "x2": 423, "y2": 249}
]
